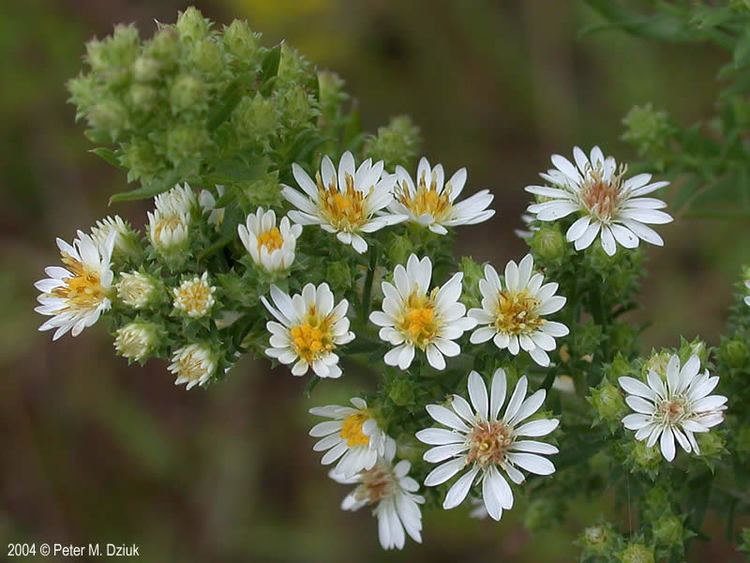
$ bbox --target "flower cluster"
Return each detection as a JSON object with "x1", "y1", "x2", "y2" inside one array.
[{"x1": 37, "y1": 7, "x2": 746, "y2": 556}]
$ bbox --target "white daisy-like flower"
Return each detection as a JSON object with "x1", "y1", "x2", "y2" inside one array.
[
  {"x1": 525, "y1": 146, "x2": 673, "y2": 256},
  {"x1": 35, "y1": 230, "x2": 116, "y2": 341},
  {"x1": 237, "y1": 207, "x2": 302, "y2": 273},
  {"x1": 172, "y1": 272, "x2": 216, "y2": 318},
  {"x1": 114, "y1": 321, "x2": 159, "y2": 362},
  {"x1": 388, "y1": 157, "x2": 495, "y2": 235},
  {"x1": 309, "y1": 397, "x2": 390, "y2": 477},
  {"x1": 369, "y1": 254, "x2": 476, "y2": 371},
  {"x1": 261, "y1": 283, "x2": 354, "y2": 378},
  {"x1": 147, "y1": 184, "x2": 196, "y2": 254},
  {"x1": 416, "y1": 369, "x2": 559, "y2": 520},
  {"x1": 468, "y1": 254, "x2": 568, "y2": 367},
  {"x1": 281, "y1": 151, "x2": 405, "y2": 253},
  {"x1": 330, "y1": 439, "x2": 424, "y2": 550},
  {"x1": 116, "y1": 271, "x2": 159, "y2": 309},
  {"x1": 168, "y1": 343, "x2": 217, "y2": 390},
  {"x1": 619, "y1": 354, "x2": 727, "y2": 462},
  {"x1": 199, "y1": 185, "x2": 226, "y2": 228}
]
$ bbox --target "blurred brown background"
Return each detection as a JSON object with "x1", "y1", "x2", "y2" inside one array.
[{"x1": 2, "y1": 1, "x2": 749, "y2": 561}]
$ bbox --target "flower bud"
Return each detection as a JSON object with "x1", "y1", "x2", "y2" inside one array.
[
  {"x1": 589, "y1": 379, "x2": 626, "y2": 428},
  {"x1": 243, "y1": 172, "x2": 282, "y2": 207},
  {"x1": 720, "y1": 338, "x2": 748, "y2": 369},
  {"x1": 90, "y1": 215, "x2": 142, "y2": 263},
  {"x1": 363, "y1": 115, "x2": 421, "y2": 169},
  {"x1": 276, "y1": 45, "x2": 313, "y2": 90},
  {"x1": 147, "y1": 28, "x2": 180, "y2": 69},
  {"x1": 459, "y1": 256, "x2": 483, "y2": 309},
  {"x1": 223, "y1": 20, "x2": 260, "y2": 61},
  {"x1": 388, "y1": 377, "x2": 416, "y2": 407},
  {"x1": 653, "y1": 515, "x2": 683, "y2": 547},
  {"x1": 166, "y1": 123, "x2": 210, "y2": 165},
  {"x1": 121, "y1": 140, "x2": 161, "y2": 182},
  {"x1": 620, "y1": 543, "x2": 655, "y2": 563},
  {"x1": 172, "y1": 272, "x2": 217, "y2": 319},
  {"x1": 132, "y1": 55, "x2": 161, "y2": 82},
  {"x1": 189, "y1": 39, "x2": 222, "y2": 76},
  {"x1": 116, "y1": 271, "x2": 162, "y2": 309},
  {"x1": 232, "y1": 94, "x2": 279, "y2": 142},
  {"x1": 644, "y1": 351, "x2": 671, "y2": 377},
  {"x1": 87, "y1": 100, "x2": 129, "y2": 139},
  {"x1": 168, "y1": 343, "x2": 217, "y2": 390},
  {"x1": 129, "y1": 83, "x2": 157, "y2": 111},
  {"x1": 114, "y1": 321, "x2": 161, "y2": 363},
  {"x1": 530, "y1": 224, "x2": 567, "y2": 262},
  {"x1": 170, "y1": 73, "x2": 206, "y2": 112},
  {"x1": 278, "y1": 85, "x2": 318, "y2": 128},
  {"x1": 318, "y1": 71, "x2": 347, "y2": 118},
  {"x1": 695, "y1": 431, "x2": 724, "y2": 458},
  {"x1": 326, "y1": 262, "x2": 352, "y2": 292},
  {"x1": 385, "y1": 233, "x2": 414, "y2": 267},
  {"x1": 176, "y1": 7, "x2": 210, "y2": 43},
  {"x1": 622, "y1": 103, "x2": 672, "y2": 164},
  {"x1": 580, "y1": 524, "x2": 616, "y2": 556},
  {"x1": 628, "y1": 440, "x2": 661, "y2": 474}
]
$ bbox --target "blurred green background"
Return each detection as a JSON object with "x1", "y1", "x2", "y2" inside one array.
[{"x1": 2, "y1": 1, "x2": 749, "y2": 561}]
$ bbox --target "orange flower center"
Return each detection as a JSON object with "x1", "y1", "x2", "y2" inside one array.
[
  {"x1": 257, "y1": 227, "x2": 283, "y2": 252},
  {"x1": 317, "y1": 172, "x2": 369, "y2": 231},
  {"x1": 467, "y1": 421, "x2": 513, "y2": 467},
  {"x1": 340, "y1": 411, "x2": 370, "y2": 447},
  {"x1": 397, "y1": 291, "x2": 439, "y2": 349},
  {"x1": 290, "y1": 306, "x2": 335, "y2": 363},
  {"x1": 494, "y1": 289, "x2": 542, "y2": 335},
  {"x1": 52, "y1": 254, "x2": 106, "y2": 310}
]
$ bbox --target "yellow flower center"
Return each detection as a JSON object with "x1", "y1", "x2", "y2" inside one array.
[
  {"x1": 340, "y1": 411, "x2": 371, "y2": 447},
  {"x1": 290, "y1": 306, "x2": 335, "y2": 363},
  {"x1": 52, "y1": 254, "x2": 106, "y2": 310},
  {"x1": 396, "y1": 171, "x2": 453, "y2": 221},
  {"x1": 579, "y1": 165, "x2": 626, "y2": 222},
  {"x1": 356, "y1": 464, "x2": 395, "y2": 503},
  {"x1": 494, "y1": 289, "x2": 543, "y2": 335},
  {"x1": 174, "y1": 279, "x2": 214, "y2": 318},
  {"x1": 467, "y1": 421, "x2": 513, "y2": 467},
  {"x1": 657, "y1": 397, "x2": 687, "y2": 425},
  {"x1": 397, "y1": 291, "x2": 439, "y2": 349},
  {"x1": 257, "y1": 227, "x2": 283, "y2": 252},
  {"x1": 317, "y1": 172, "x2": 369, "y2": 232},
  {"x1": 175, "y1": 351, "x2": 208, "y2": 381}
]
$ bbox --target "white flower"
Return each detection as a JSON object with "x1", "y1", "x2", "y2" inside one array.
[
  {"x1": 168, "y1": 343, "x2": 217, "y2": 390},
  {"x1": 619, "y1": 354, "x2": 727, "y2": 462},
  {"x1": 745, "y1": 280, "x2": 750, "y2": 307},
  {"x1": 172, "y1": 272, "x2": 216, "y2": 318},
  {"x1": 237, "y1": 207, "x2": 302, "y2": 273},
  {"x1": 281, "y1": 151, "x2": 406, "y2": 253},
  {"x1": 330, "y1": 439, "x2": 424, "y2": 550},
  {"x1": 416, "y1": 369, "x2": 559, "y2": 520},
  {"x1": 370, "y1": 254, "x2": 475, "y2": 371},
  {"x1": 261, "y1": 283, "x2": 354, "y2": 378},
  {"x1": 514, "y1": 213, "x2": 538, "y2": 240},
  {"x1": 114, "y1": 321, "x2": 159, "y2": 362},
  {"x1": 309, "y1": 397, "x2": 390, "y2": 477},
  {"x1": 388, "y1": 157, "x2": 495, "y2": 234},
  {"x1": 147, "y1": 184, "x2": 196, "y2": 253},
  {"x1": 468, "y1": 254, "x2": 568, "y2": 367},
  {"x1": 116, "y1": 271, "x2": 159, "y2": 309},
  {"x1": 199, "y1": 185, "x2": 225, "y2": 228},
  {"x1": 35, "y1": 230, "x2": 115, "y2": 341},
  {"x1": 90, "y1": 215, "x2": 138, "y2": 257},
  {"x1": 525, "y1": 146, "x2": 673, "y2": 256}
]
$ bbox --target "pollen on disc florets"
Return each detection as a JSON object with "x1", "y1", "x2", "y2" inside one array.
[
  {"x1": 396, "y1": 169, "x2": 452, "y2": 222},
  {"x1": 467, "y1": 420, "x2": 514, "y2": 468},
  {"x1": 172, "y1": 272, "x2": 216, "y2": 318},
  {"x1": 396, "y1": 290, "x2": 439, "y2": 349},
  {"x1": 317, "y1": 171, "x2": 368, "y2": 232},
  {"x1": 290, "y1": 306, "x2": 335, "y2": 363},
  {"x1": 340, "y1": 410, "x2": 371, "y2": 447},
  {"x1": 494, "y1": 289, "x2": 543, "y2": 335},
  {"x1": 579, "y1": 164, "x2": 628, "y2": 223}
]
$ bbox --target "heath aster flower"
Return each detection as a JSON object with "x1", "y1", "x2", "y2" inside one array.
[
  {"x1": 468, "y1": 254, "x2": 568, "y2": 367},
  {"x1": 309, "y1": 397, "x2": 390, "y2": 477},
  {"x1": 330, "y1": 439, "x2": 424, "y2": 550},
  {"x1": 172, "y1": 272, "x2": 216, "y2": 318},
  {"x1": 525, "y1": 146, "x2": 672, "y2": 256},
  {"x1": 417, "y1": 369, "x2": 559, "y2": 520},
  {"x1": 35, "y1": 230, "x2": 115, "y2": 340},
  {"x1": 619, "y1": 354, "x2": 727, "y2": 462},
  {"x1": 168, "y1": 343, "x2": 217, "y2": 390},
  {"x1": 388, "y1": 157, "x2": 495, "y2": 234},
  {"x1": 262, "y1": 283, "x2": 354, "y2": 378},
  {"x1": 147, "y1": 183, "x2": 195, "y2": 254},
  {"x1": 116, "y1": 271, "x2": 160, "y2": 309},
  {"x1": 282, "y1": 151, "x2": 405, "y2": 253},
  {"x1": 114, "y1": 321, "x2": 160, "y2": 363},
  {"x1": 238, "y1": 207, "x2": 302, "y2": 273},
  {"x1": 370, "y1": 254, "x2": 475, "y2": 371}
]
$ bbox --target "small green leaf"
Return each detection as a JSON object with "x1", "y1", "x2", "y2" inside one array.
[{"x1": 89, "y1": 147, "x2": 121, "y2": 168}]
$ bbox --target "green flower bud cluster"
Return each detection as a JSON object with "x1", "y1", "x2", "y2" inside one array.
[{"x1": 621, "y1": 103, "x2": 674, "y2": 171}]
